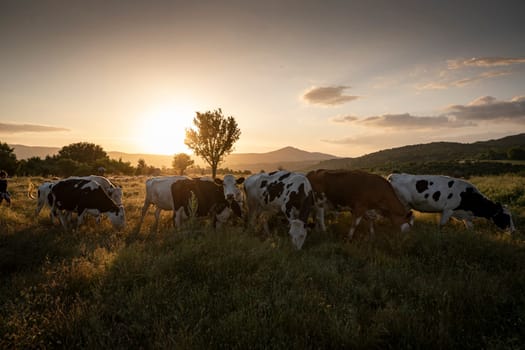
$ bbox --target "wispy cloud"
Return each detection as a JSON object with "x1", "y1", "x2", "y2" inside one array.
[
  {"x1": 0, "y1": 122, "x2": 70, "y2": 134},
  {"x1": 446, "y1": 95, "x2": 525, "y2": 123},
  {"x1": 302, "y1": 86, "x2": 361, "y2": 106},
  {"x1": 332, "y1": 115, "x2": 359, "y2": 123},
  {"x1": 328, "y1": 95, "x2": 525, "y2": 132},
  {"x1": 332, "y1": 113, "x2": 474, "y2": 130},
  {"x1": 417, "y1": 70, "x2": 512, "y2": 90},
  {"x1": 447, "y1": 57, "x2": 525, "y2": 69},
  {"x1": 416, "y1": 56, "x2": 525, "y2": 90}
]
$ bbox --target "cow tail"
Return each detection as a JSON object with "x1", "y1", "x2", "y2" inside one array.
[{"x1": 27, "y1": 181, "x2": 37, "y2": 199}]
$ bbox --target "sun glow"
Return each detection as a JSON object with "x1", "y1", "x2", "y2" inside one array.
[{"x1": 136, "y1": 102, "x2": 196, "y2": 155}]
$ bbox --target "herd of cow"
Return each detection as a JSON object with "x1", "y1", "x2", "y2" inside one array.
[{"x1": 33, "y1": 170, "x2": 516, "y2": 249}]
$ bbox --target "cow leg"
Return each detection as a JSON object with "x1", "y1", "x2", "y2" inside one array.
[
  {"x1": 368, "y1": 219, "x2": 375, "y2": 240},
  {"x1": 348, "y1": 216, "x2": 362, "y2": 240},
  {"x1": 315, "y1": 206, "x2": 327, "y2": 232},
  {"x1": 56, "y1": 210, "x2": 70, "y2": 231},
  {"x1": 77, "y1": 209, "x2": 87, "y2": 229},
  {"x1": 153, "y1": 207, "x2": 162, "y2": 231},
  {"x1": 136, "y1": 201, "x2": 151, "y2": 232},
  {"x1": 173, "y1": 207, "x2": 187, "y2": 229},
  {"x1": 439, "y1": 209, "x2": 454, "y2": 227}
]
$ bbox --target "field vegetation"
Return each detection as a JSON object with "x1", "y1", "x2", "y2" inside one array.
[{"x1": 1, "y1": 175, "x2": 525, "y2": 349}]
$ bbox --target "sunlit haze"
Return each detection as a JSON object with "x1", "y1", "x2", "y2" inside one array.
[{"x1": 1, "y1": 1, "x2": 524, "y2": 158}]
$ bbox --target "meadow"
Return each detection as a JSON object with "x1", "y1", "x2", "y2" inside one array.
[{"x1": 1, "y1": 174, "x2": 525, "y2": 349}]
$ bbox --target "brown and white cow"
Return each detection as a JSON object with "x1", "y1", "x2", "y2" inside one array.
[
  {"x1": 306, "y1": 169, "x2": 413, "y2": 239},
  {"x1": 244, "y1": 170, "x2": 315, "y2": 250},
  {"x1": 49, "y1": 178, "x2": 126, "y2": 231},
  {"x1": 387, "y1": 173, "x2": 515, "y2": 232},
  {"x1": 171, "y1": 178, "x2": 242, "y2": 229}
]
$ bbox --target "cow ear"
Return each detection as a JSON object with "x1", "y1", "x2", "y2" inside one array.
[
  {"x1": 236, "y1": 177, "x2": 245, "y2": 184},
  {"x1": 214, "y1": 178, "x2": 223, "y2": 185}
]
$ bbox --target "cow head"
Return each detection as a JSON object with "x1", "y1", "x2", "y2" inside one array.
[
  {"x1": 108, "y1": 186, "x2": 123, "y2": 206},
  {"x1": 107, "y1": 205, "x2": 126, "y2": 230},
  {"x1": 215, "y1": 175, "x2": 245, "y2": 203},
  {"x1": 289, "y1": 219, "x2": 307, "y2": 250},
  {"x1": 492, "y1": 204, "x2": 515, "y2": 233}
]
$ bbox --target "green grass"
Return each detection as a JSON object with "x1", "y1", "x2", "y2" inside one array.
[{"x1": 1, "y1": 175, "x2": 525, "y2": 349}]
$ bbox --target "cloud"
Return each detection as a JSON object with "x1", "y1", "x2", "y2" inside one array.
[
  {"x1": 446, "y1": 95, "x2": 525, "y2": 123},
  {"x1": 333, "y1": 113, "x2": 474, "y2": 130},
  {"x1": 332, "y1": 115, "x2": 359, "y2": 123},
  {"x1": 302, "y1": 86, "x2": 360, "y2": 106},
  {"x1": 0, "y1": 123, "x2": 70, "y2": 134},
  {"x1": 447, "y1": 57, "x2": 525, "y2": 69},
  {"x1": 417, "y1": 70, "x2": 512, "y2": 90}
]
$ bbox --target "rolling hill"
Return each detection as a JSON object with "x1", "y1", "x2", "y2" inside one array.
[{"x1": 307, "y1": 133, "x2": 525, "y2": 172}]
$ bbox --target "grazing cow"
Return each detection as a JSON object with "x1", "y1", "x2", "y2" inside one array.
[
  {"x1": 137, "y1": 176, "x2": 190, "y2": 232},
  {"x1": 49, "y1": 178, "x2": 125, "y2": 231},
  {"x1": 171, "y1": 178, "x2": 242, "y2": 228},
  {"x1": 244, "y1": 171, "x2": 314, "y2": 250},
  {"x1": 70, "y1": 175, "x2": 123, "y2": 205},
  {"x1": 306, "y1": 169, "x2": 413, "y2": 239},
  {"x1": 387, "y1": 173, "x2": 515, "y2": 232}
]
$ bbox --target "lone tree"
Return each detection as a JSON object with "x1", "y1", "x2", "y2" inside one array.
[
  {"x1": 172, "y1": 153, "x2": 194, "y2": 175},
  {"x1": 185, "y1": 108, "x2": 241, "y2": 179}
]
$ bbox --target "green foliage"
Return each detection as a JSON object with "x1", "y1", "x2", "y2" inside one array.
[
  {"x1": 172, "y1": 153, "x2": 194, "y2": 175},
  {"x1": 185, "y1": 108, "x2": 241, "y2": 178},
  {"x1": 57, "y1": 142, "x2": 109, "y2": 164},
  {"x1": 1, "y1": 176, "x2": 525, "y2": 349},
  {"x1": 0, "y1": 141, "x2": 18, "y2": 175}
]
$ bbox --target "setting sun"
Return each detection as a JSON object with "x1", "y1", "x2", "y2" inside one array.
[{"x1": 135, "y1": 102, "x2": 196, "y2": 155}]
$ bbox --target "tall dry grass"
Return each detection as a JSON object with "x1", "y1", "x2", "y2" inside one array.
[{"x1": 1, "y1": 175, "x2": 524, "y2": 349}]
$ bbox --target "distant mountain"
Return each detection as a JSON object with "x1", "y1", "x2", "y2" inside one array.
[
  {"x1": 222, "y1": 146, "x2": 337, "y2": 172},
  {"x1": 9, "y1": 144, "x2": 337, "y2": 171},
  {"x1": 307, "y1": 133, "x2": 525, "y2": 172},
  {"x1": 10, "y1": 144, "x2": 60, "y2": 159}
]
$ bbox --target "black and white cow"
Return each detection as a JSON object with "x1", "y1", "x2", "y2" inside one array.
[
  {"x1": 137, "y1": 175, "x2": 190, "y2": 232},
  {"x1": 171, "y1": 177, "x2": 242, "y2": 228},
  {"x1": 244, "y1": 170, "x2": 315, "y2": 250},
  {"x1": 49, "y1": 178, "x2": 126, "y2": 231},
  {"x1": 387, "y1": 173, "x2": 515, "y2": 232},
  {"x1": 70, "y1": 175, "x2": 123, "y2": 205}
]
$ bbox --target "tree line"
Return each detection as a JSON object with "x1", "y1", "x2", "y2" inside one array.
[{"x1": 1, "y1": 109, "x2": 246, "y2": 178}]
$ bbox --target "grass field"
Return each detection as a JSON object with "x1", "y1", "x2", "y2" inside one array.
[{"x1": 1, "y1": 175, "x2": 525, "y2": 349}]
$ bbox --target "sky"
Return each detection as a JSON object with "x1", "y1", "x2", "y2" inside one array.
[{"x1": 1, "y1": 0, "x2": 524, "y2": 158}]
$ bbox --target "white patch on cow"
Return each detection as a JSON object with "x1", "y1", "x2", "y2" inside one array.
[
  {"x1": 106, "y1": 205, "x2": 126, "y2": 230},
  {"x1": 215, "y1": 207, "x2": 233, "y2": 227},
  {"x1": 289, "y1": 219, "x2": 307, "y2": 250}
]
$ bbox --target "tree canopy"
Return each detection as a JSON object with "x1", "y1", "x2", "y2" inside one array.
[
  {"x1": 185, "y1": 109, "x2": 241, "y2": 178},
  {"x1": 172, "y1": 153, "x2": 194, "y2": 175},
  {"x1": 57, "y1": 142, "x2": 109, "y2": 164}
]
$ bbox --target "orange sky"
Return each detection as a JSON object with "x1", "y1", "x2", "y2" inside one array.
[{"x1": 1, "y1": 1, "x2": 524, "y2": 157}]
